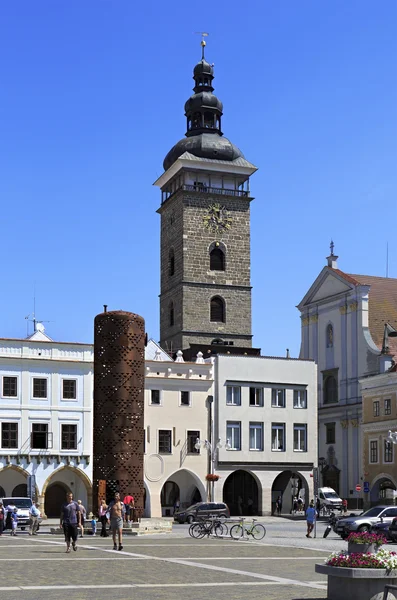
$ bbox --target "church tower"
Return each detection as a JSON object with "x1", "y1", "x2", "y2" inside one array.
[{"x1": 155, "y1": 41, "x2": 257, "y2": 353}]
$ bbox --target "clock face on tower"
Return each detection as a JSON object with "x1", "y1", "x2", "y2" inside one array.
[{"x1": 203, "y1": 203, "x2": 232, "y2": 232}]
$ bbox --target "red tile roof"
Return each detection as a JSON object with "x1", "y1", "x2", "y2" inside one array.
[{"x1": 338, "y1": 271, "x2": 397, "y2": 359}]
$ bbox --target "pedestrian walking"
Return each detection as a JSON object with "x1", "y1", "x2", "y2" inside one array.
[
  {"x1": 29, "y1": 501, "x2": 40, "y2": 536},
  {"x1": 108, "y1": 492, "x2": 125, "y2": 551},
  {"x1": 276, "y1": 495, "x2": 282, "y2": 516},
  {"x1": 0, "y1": 502, "x2": 5, "y2": 536},
  {"x1": 91, "y1": 517, "x2": 97, "y2": 536},
  {"x1": 60, "y1": 492, "x2": 81, "y2": 553},
  {"x1": 342, "y1": 498, "x2": 348, "y2": 514},
  {"x1": 77, "y1": 500, "x2": 86, "y2": 538},
  {"x1": 10, "y1": 508, "x2": 18, "y2": 536},
  {"x1": 98, "y1": 499, "x2": 108, "y2": 537},
  {"x1": 123, "y1": 493, "x2": 134, "y2": 523},
  {"x1": 305, "y1": 500, "x2": 316, "y2": 538}
]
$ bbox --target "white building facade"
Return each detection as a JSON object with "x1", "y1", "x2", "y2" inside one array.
[
  {"x1": 0, "y1": 328, "x2": 93, "y2": 516},
  {"x1": 297, "y1": 251, "x2": 397, "y2": 503},
  {"x1": 213, "y1": 354, "x2": 317, "y2": 516}
]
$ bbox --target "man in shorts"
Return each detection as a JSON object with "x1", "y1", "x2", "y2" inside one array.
[
  {"x1": 305, "y1": 500, "x2": 316, "y2": 538},
  {"x1": 107, "y1": 492, "x2": 125, "y2": 551},
  {"x1": 60, "y1": 492, "x2": 81, "y2": 553}
]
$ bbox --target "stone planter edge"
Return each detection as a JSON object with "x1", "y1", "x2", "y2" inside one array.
[{"x1": 315, "y1": 563, "x2": 397, "y2": 578}]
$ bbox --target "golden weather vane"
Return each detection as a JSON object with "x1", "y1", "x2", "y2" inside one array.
[{"x1": 194, "y1": 32, "x2": 209, "y2": 59}]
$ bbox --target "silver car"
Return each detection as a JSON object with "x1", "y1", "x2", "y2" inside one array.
[{"x1": 336, "y1": 505, "x2": 397, "y2": 538}]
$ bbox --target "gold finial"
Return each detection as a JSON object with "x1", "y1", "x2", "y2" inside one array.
[{"x1": 195, "y1": 32, "x2": 209, "y2": 59}]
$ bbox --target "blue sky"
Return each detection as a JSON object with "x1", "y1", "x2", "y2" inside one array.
[{"x1": 1, "y1": 1, "x2": 396, "y2": 356}]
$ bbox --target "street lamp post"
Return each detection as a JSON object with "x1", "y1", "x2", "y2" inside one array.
[{"x1": 195, "y1": 437, "x2": 231, "y2": 501}]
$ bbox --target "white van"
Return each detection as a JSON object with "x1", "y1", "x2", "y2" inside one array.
[
  {"x1": 1, "y1": 497, "x2": 41, "y2": 530},
  {"x1": 318, "y1": 487, "x2": 343, "y2": 511}
]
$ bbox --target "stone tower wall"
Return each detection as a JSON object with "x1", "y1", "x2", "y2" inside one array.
[{"x1": 159, "y1": 188, "x2": 253, "y2": 352}]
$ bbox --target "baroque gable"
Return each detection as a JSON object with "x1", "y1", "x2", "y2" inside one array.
[{"x1": 297, "y1": 267, "x2": 356, "y2": 310}]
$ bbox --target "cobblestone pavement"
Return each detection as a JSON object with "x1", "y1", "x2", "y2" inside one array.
[{"x1": 2, "y1": 518, "x2": 391, "y2": 600}]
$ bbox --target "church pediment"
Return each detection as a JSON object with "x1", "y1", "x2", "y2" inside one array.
[{"x1": 298, "y1": 268, "x2": 356, "y2": 309}]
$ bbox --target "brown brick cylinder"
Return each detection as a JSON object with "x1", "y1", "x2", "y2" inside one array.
[{"x1": 93, "y1": 310, "x2": 145, "y2": 519}]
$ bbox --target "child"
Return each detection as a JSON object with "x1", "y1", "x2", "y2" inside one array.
[
  {"x1": 11, "y1": 508, "x2": 18, "y2": 536},
  {"x1": 91, "y1": 517, "x2": 97, "y2": 536}
]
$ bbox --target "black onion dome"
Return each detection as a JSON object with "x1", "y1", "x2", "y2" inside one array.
[
  {"x1": 184, "y1": 92, "x2": 223, "y2": 114},
  {"x1": 163, "y1": 133, "x2": 244, "y2": 171},
  {"x1": 193, "y1": 59, "x2": 214, "y2": 78}
]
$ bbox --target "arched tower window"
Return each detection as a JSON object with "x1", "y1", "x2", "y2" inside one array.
[
  {"x1": 210, "y1": 296, "x2": 225, "y2": 323},
  {"x1": 192, "y1": 112, "x2": 201, "y2": 129},
  {"x1": 326, "y1": 324, "x2": 333, "y2": 348},
  {"x1": 204, "y1": 111, "x2": 214, "y2": 129},
  {"x1": 324, "y1": 376, "x2": 337, "y2": 404},
  {"x1": 169, "y1": 302, "x2": 174, "y2": 327},
  {"x1": 168, "y1": 249, "x2": 175, "y2": 277},
  {"x1": 210, "y1": 247, "x2": 225, "y2": 271}
]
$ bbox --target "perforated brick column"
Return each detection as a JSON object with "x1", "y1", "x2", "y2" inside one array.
[{"x1": 93, "y1": 310, "x2": 145, "y2": 519}]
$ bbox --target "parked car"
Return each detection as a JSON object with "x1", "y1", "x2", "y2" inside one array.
[
  {"x1": 372, "y1": 519, "x2": 393, "y2": 541},
  {"x1": 388, "y1": 517, "x2": 397, "y2": 543},
  {"x1": 1, "y1": 498, "x2": 42, "y2": 531},
  {"x1": 335, "y1": 505, "x2": 397, "y2": 539},
  {"x1": 174, "y1": 502, "x2": 230, "y2": 524}
]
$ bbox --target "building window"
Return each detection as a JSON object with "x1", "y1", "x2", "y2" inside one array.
[
  {"x1": 226, "y1": 386, "x2": 241, "y2": 406},
  {"x1": 158, "y1": 430, "x2": 172, "y2": 454},
  {"x1": 62, "y1": 379, "x2": 76, "y2": 400},
  {"x1": 325, "y1": 422, "x2": 335, "y2": 444},
  {"x1": 210, "y1": 296, "x2": 225, "y2": 322},
  {"x1": 384, "y1": 440, "x2": 393, "y2": 463},
  {"x1": 370, "y1": 440, "x2": 378, "y2": 463},
  {"x1": 168, "y1": 249, "x2": 175, "y2": 276},
  {"x1": 31, "y1": 423, "x2": 48, "y2": 449},
  {"x1": 1, "y1": 423, "x2": 18, "y2": 448},
  {"x1": 169, "y1": 302, "x2": 174, "y2": 327},
  {"x1": 226, "y1": 421, "x2": 241, "y2": 450},
  {"x1": 293, "y1": 389, "x2": 307, "y2": 408},
  {"x1": 326, "y1": 324, "x2": 334, "y2": 348},
  {"x1": 271, "y1": 423, "x2": 285, "y2": 451},
  {"x1": 249, "y1": 387, "x2": 263, "y2": 407},
  {"x1": 373, "y1": 401, "x2": 380, "y2": 417},
  {"x1": 272, "y1": 389, "x2": 285, "y2": 408},
  {"x1": 151, "y1": 390, "x2": 160, "y2": 405},
  {"x1": 210, "y1": 247, "x2": 225, "y2": 271},
  {"x1": 33, "y1": 378, "x2": 47, "y2": 399},
  {"x1": 324, "y1": 376, "x2": 337, "y2": 404},
  {"x1": 187, "y1": 430, "x2": 200, "y2": 454},
  {"x1": 3, "y1": 377, "x2": 17, "y2": 397},
  {"x1": 61, "y1": 424, "x2": 77, "y2": 450},
  {"x1": 180, "y1": 391, "x2": 190, "y2": 406},
  {"x1": 249, "y1": 422, "x2": 263, "y2": 451},
  {"x1": 385, "y1": 399, "x2": 391, "y2": 416},
  {"x1": 294, "y1": 424, "x2": 307, "y2": 452}
]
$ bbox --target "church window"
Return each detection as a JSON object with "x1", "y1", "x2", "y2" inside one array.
[
  {"x1": 168, "y1": 249, "x2": 175, "y2": 277},
  {"x1": 326, "y1": 324, "x2": 333, "y2": 348},
  {"x1": 210, "y1": 296, "x2": 225, "y2": 323},
  {"x1": 169, "y1": 302, "x2": 174, "y2": 327},
  {"x1": 324, "y1": 376, "x2": 338, "y2": 404},
  {"x1": 210, "y1": 247, "x2": 225, "y2": 271}
]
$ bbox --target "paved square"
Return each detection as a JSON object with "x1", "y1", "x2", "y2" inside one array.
[{"x1": 0, "y1": 533, "x2": 329, "y2": 600}]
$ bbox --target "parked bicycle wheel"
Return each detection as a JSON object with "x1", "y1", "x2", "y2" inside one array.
[
  {"x1": 190, "y1": 523, "x2": 205, "y2": 539},
  {"x1": 230, "y1": 524, "x2": 244, "y2": 540},
  {"x1": 251, "y1": 524, "x2": 266, "y2": 540},
  {"x1": 213, "y1": 522, "x2": 228, "y2": 537}
]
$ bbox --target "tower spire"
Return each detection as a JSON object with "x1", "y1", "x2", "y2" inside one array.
[
  {"x1": 326, "y1": 240, "x2": 338, "y2": 269},
  {"x1": 195, "y1": 32, "x2": 209, "y2": 59}
]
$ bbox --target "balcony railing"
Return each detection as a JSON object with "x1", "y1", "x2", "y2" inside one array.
[{"x1": 162, "y1": 184, "x2": 250, "y2": 204}]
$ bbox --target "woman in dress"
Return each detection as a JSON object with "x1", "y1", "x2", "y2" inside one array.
[{"x1": 98, "y1": 499, "x2": 108, "y2": 537}]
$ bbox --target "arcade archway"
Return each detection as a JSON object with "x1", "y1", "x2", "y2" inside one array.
[
  {"x1": 159, "y1": 469, "x2": 205, "y2": 516},
  {"x1": 223, "y1": 470, "x2": 260, "y2": 516},
  {"x1": 370, "y1": 476, "x2": 396, "y2": 506},
  {"x1": 45, "y1": 482, "x2": 71, "y2": 517},
  {"x1": 271, "y1": 471, "x2": 309, "y2": 515}
]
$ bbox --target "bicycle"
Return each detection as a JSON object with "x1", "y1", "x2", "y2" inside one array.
[
  {"x1": 230, "y1": 518, "x2": 266, "y2": 541},
  {"x1": 189, "y1": 516, "x2": 228, "y2": 539}
]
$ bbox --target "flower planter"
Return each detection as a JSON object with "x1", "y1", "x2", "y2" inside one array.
[
  {"x1": 348, "y1": 542, "x2": 375, "y2": 554},
  {"x1": 315, "y1": 563, "x2": 397, "y2": 600}
]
